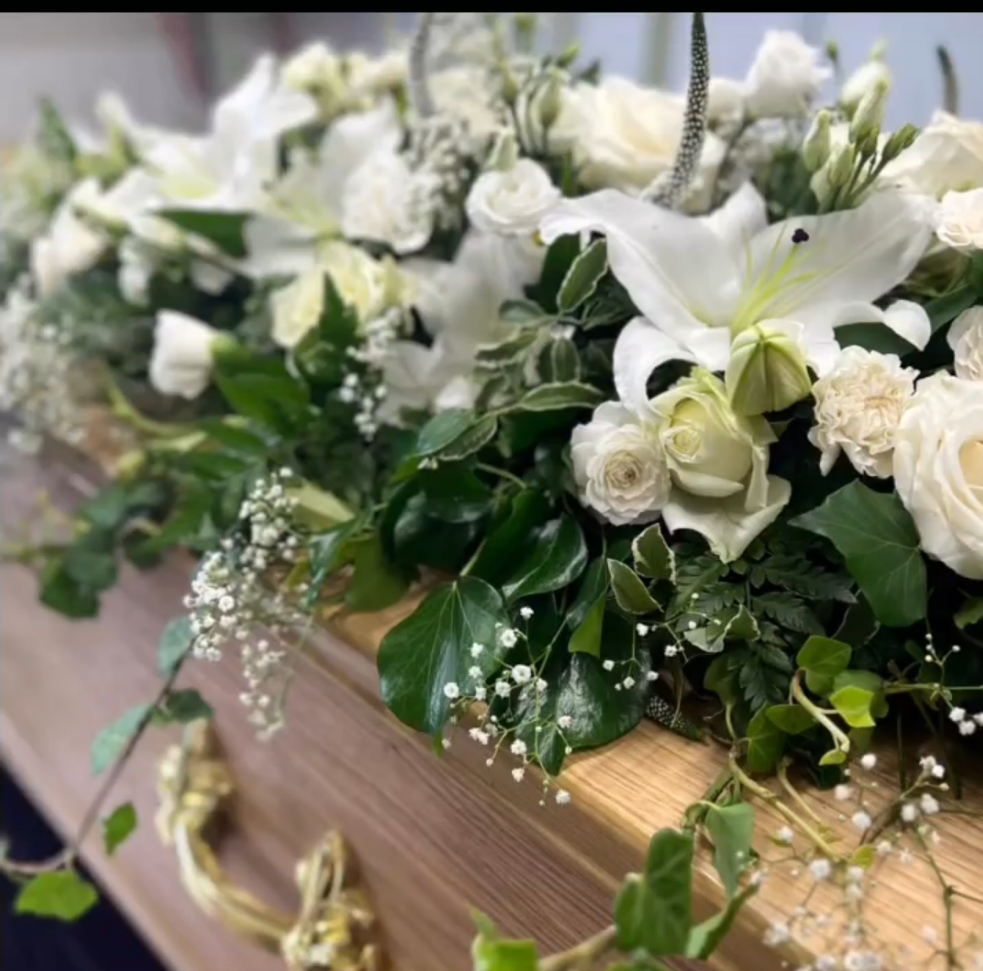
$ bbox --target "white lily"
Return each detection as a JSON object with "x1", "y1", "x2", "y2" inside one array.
[
  {"x1": 144, "y1": 55, "x2": 317, "y2": 213},
  {"x1": 539, "y1": 182, "x2": 934, "y2": 416},
  {"x1": 241, "y1": 98, "x2": 403, "y2": 278}
]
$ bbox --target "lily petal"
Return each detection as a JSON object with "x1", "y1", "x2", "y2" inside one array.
[
  {"x1": 662, "y1": 475, "x2": 792, "y2": 562},
  {"x1": 540, "y1": 190, "x2": 737, "y2": 346},
  {"x1": 613, "y1": 317, "x2": 695, "y2": 418},
  {"x1": 701, "y1": 181, "x2": 768, "y2": 249}
]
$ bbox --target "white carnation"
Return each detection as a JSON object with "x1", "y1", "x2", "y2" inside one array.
[
  {"x1": 948, "y1": 306, "x2": 983, "y2": 381},
  {"x1": 149, "y1": 311, "x2": 220, "y2": 400},
  {"x1": 744, "y1": 31, "x2": 831, "y2": 119},
  {"x1": 571, "y1": 402, "x2": 671, "y2": 526},
  {"x1": 809, "y1": 347, "x2": 917, "y2": 478},
  {"x1": 936, "y1": 187, "x2": 983, "y2": 253},
  {"x1": 466, "y1": 159, "x2": 560, "y2": 237},
  {"x1": 894, "y1": 372, "x2": 983, "y2": 578}
]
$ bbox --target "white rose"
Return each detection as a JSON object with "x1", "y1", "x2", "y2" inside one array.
[
  {"x1": 650, "y1": 369, "x2": 790, "y2": 562},
  {"x1": 149, "y1": 311, "x2": 221, "y2": 400},
  {"x1": 744, "y1": 31, "x2": 831, "y2": 119},
  {"x1": 893, "y1": 372, "x2": 983, "y2": 578},
  {"x1": 466, "y1": 159, "x2": 560, "y2": 237},
  {"x1": 570, "y1": 402, "x2": 671, "y2": 526},
  {"x1": 271, "y1": 243, "x2": 393, "y2": 348},
  {"x1": 551, "y1": 76, "x2": 726, "y2": 207},
  {"x1": 936, "y1": 188, "x2": 983, "y2": 252},
  {"x1": 30, "y1": 179, "x2": 107, "y2": 297},
  {"x1": 341, "y1": 148, "x2": 433, "y2": 254},
  {"x1": 809, "y1": 346, "x2": 917, "y2": 478},
  {"x1": 882, "y1": 111, "x2": 983, "y2": 199},
  {"x1": 948, "y1": 306, "x2": 983, "y2": 381},
  {"x1": 840, "y1": 59, "x2": 892, "y2": 113}
]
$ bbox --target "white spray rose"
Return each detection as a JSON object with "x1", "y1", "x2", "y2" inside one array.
[
  {"x1": 883, "y1": 111, "x2": 983, "y2": 200},
  {"x1": 650, "y1": 369, "x2": 790, "y2": 562},
  {"x1": 809, "y1": 346, "x2": 917, "y2": 478},
  {"x1": 743, "y1": 31, "x2": 831, "y2": 119},
  {"x1": 894, "y1": 373, "x2": 983, "y2": 578},
  {"x1": 30, "y1": 179, "x2": 107, "y2": 297},
  {"x1": 936, "y1": 188, "x2": 983, "y2": 252},
  {"x1": 948, "y1": 306, "x2": 983, "y2": 381},
  {"x1": 466, "y1": 158, "x2": 560, "y2": 237},
  {"x1": 149, "y1": 311, "x2": 222, "y2": 400},
  {"x1": 570, "y1": 402, "x2": 671, "y2": 526},
  {"x1": 551, "y1": 76, "x2": 726, "y2": 206}
]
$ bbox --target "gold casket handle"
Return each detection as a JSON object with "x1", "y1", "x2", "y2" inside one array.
[{"x1": 155, "y1": 719, "x2": 382, "y2": 971}]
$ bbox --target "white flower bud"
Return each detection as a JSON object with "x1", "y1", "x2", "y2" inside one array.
[
  {"x1": 725, "y1": 321, "x2": 813, "y2": 416},
  {"x1": 149, "y1": 310, "x2": 227, "y2": 400},
  {"x1": 802, "y1": 109, "x2": 833, "y2": 173},
  {"x1": 850, "y1": 78, "x2": 889, "y2": 148},
  {"x1": 827, "y1": 142, "x2": 856, "y2": 190},
  {"x1": 840, "y1": 58, "x2": 892, "y2": 115}
]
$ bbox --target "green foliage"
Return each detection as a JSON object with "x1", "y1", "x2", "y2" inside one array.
[
  {"x1": 91, "y1": 704, "x2": 152, "y2": 775},
  {"x1": 15, "y1": 871, "x2": 98, "y2": 922},
  {"x1": 156, "y1": 210, "x2": 250, "y2": 259},
  {"x1": 102, "y1": 802, "x2": 137, "y2": 855},
  {"x1": 556, "y1": 238, "x2": 608, "y2": 314},
  {"x1": 158, "y1": 616, "x2": 194, "y2": 674},
  {"x1": 501, "y1": 515, "x2": 588, "y2": 603}
]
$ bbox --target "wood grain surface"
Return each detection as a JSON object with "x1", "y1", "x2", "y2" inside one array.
[{"x1": 2, "y1": 437, "x2": 981, "y2": 971}]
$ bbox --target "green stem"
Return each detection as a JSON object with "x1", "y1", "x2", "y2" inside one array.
[
  {"x1": 539, "y1": 925, "x2": 616, "y2": 971},
  {"x1": 476, "y1": 462, "x2": 526, "y2": 490},
  {"x1": 915, "y1": 830, "x2": 957, "y2": 970},
  {"x1": 791, "y1": 671, "x2": 851, "y2": 756},
  {"x1": 104, "y1": 377, "x2": 191, "y2": 439},
  {"x1": 777, "y1": 759, "x2": 832, "y2": 835}
]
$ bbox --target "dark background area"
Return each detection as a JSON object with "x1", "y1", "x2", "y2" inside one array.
[{"x1": 1, "y1": 765, "x2": 167, "y2": 971}]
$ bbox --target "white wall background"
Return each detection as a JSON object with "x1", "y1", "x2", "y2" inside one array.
[{"x1": 0, "y1": 12, "x2": 981, "y2": 143}]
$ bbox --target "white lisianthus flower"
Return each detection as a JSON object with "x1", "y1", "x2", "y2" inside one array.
[
  {"x1": 550, "y1": 76, "x2": 726, "y2": 206},
  {"x1": 840, "y1": 59, "x2": 892, "y2": 114},
  {"x1": 743, "y1": 31, "x2": 831, "y2": 119},
  {"x1": 466, "y1": 159, "x2": 560, "y2": 237},
  {"x1": 948, "y1": 306, "x2": 983, "y2": 381},
  {"x1": 809, "y1": 346, "x2": 917, "y2": 478},
  {"x1": 570, "y1": 402, "x2": 671, "y2": 526},
  {"x1": 149, "y1": 311, "x2": 224, "y2": 400},
  {"x1": 894, "y1": 373, "x2": 983, "y2": 578},
  {"x1": 651, "y1": 369, "x2": 791, "y2": 562},
  {"x1": 280, "y1": 42, "x2": 346, "y2": 96},
  {"x1": 30, "y1": 179, "x2": 107, "y2": 297},
  {"x1": 936, "y1": 188, "x2": 983, "y2": 252},
  {"x1": 883, "y1": 111, "x2": 983, "y2": 200}
]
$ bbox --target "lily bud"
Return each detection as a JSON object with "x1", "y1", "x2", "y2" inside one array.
[
  {"x1": 840, "y1": 59, "x2": 892, "y2": 115},
  {"x1": 850, "y1": 78, "x2": 889, "y2": 147},
  {"x1": 802, "y1": 110, "x2": 833, "y2": 173},
  {"x1": 500, "y1": 67, "x2": 520, "y2": 106},
  {"x1": 827, "y1": 142, "x2": 856, "y2": 190},
  {"x1": 882, "y1": 122, "x2": 919, "y2": 163},
  {"x1": 537, "y1": 70, "x2": 563, "y2": 131},
  {"x1": 726, "y1": 322, "x2": 813, "y2": 416},
  {"x1": 487, "y1": 129, "x2": 519, "y2": 172}
]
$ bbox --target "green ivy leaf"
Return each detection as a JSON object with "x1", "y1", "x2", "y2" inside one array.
[
  {"x1": 566, "y1": 559, "x2": 609, "y2": 657},
  {"x1": 378, "y1": 578, "x2": 509, "y2": 734},
  {"x1": 15, "y1": 871, "x2": 98, "y2": 922},
  {"x1": 685, "y1": 885, "x2": 758, "y2": 960},
  {"x1": 832, "y1": 670, "x2": 889, "y2": 719},
  {"x1": 632, "y1": 524, "x2": 676, "y2": 581},
  {"x1": 466, "y1": 490, "x2": 551, "y2": 586},
  {"x1": 746, "y1": 707, "x2": 785, "y2": 773},
  {"x1": 415, "y1": 409, "x2": 476, "y2": 456},
  {"x1": 956, "y1": 596, "x2": 983, "y2": 629},
  {"x1": 470, "y1": 911, "x2": 539, "y2": 971},
  {"x1": 154, "y1": 689, "x2": 213, "y2": 724},
  {"x1": 557, "y1": 238, "x2": 608, "y2": 314},
  {"x1": 614, "y1": 829, "x2": 693, "y2": 956},
  {"x1": 792, "y1": 482, "x2": 927, "y2": 627},
  {"x1": 796, "y1": 636, "x2": 852, "y2": 696},
  {"x1": 158, "y1": 616, "x2": 193, "y2": 675},
  {"x1": 926, "y1": 284, "x2": 977, "y2": 333},
  {"x1": 102, "y1": 802, "x2": 137, "y2": 855},
  {"x1": 157, "y1": 209, "x2": 249, "y2": 258},
  {"x1": 515, "y1": 381, "x2": 604, "y2": 412},
  {"x1": 766, "y1": 704, "x2": 815, "y2": 735},
  {"x1": 607, "y1": 559, "x2": 661, "y2": 614},
  {"x1": 40, "y1": 559, "x2": 101, "y2": 618},
  {"x1": 569, "y1": 598, "x2": 606, "y2": 657},
  {"x1": 345, "y1": 534, "x2": 411, "y2": 613},
  {"x1": 304, "y1": 517, "x2": 363, "y2": 609},
  {"x1": 705, "y1": 802, "x2": 755, "y2": 896},
  {"x1": 91, "y1": 704, "x2": 151, "y2": 775},
  {"x1": 502, "y1": 515, "x2": 588, "y2": 603},
  {"x1": 829, "y1": 685, "x2": 875, "y2": 728}
]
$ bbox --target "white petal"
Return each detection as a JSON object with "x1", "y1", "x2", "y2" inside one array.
[
  {"x1": 801, "y1": 298, "x2": 931, "y2": 352},
  {"x1": 662, "y1": 476, "x2": 792, "y2": 562},
  {"x1": 613, "y1": 317, "x2": 694, "y2": 418},
  {"x1": 241, "y1": 216, "x2": 317, "y2": 278},
  {"x1": 701, "y1": 181, "x2": 768, "y2": 249},
  {"x1": 746, "y1": 190, "x2": 934, "y2": 322},
  {"x1": 540, "y1": 190, "x2": 737, "y2": 345}
]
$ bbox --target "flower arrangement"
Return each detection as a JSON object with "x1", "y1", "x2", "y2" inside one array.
[{"x1": 2, "y1": 12, "x2": 983, "y2": 970}]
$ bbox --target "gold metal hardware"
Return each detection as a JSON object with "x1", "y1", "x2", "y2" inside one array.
[{"x1": 156, "y1": 719, "x2": 382, "y2": 970}]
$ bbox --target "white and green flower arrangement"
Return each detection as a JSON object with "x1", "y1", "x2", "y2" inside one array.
[{"x1": 1, "y1": 12, "x2": 982, "y2": 970}]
